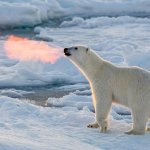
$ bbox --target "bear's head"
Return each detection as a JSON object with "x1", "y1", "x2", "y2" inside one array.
[
  {"x1": 64, "y1": 46, "x2": 90, "y2": 67},
  {"x1": 64, "y1": 46, "x2": 102, "y2": 79}
]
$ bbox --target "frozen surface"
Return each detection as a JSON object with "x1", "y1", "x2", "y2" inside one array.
[
  {"x1": 0, "y1": 39, "x2": 83, "y2": 87},
  {"x1": 1, "y1": 16, "x2": 150, "y2": 87},
  {"x1": 0, "y1": 95, "x2": 150, "y2": 150},
  {"x1": 60, "y1": 16, "x2": 150, "y2": 28},
  {"x1": 0, "y1": 1, "x2": 150, "y2": 149},
  {"x1": 1, "y1": 0, "x2": 150, "y2": 28},
  {"x1": 47, "y1": 92, "x2": 131, "y2": 121}
]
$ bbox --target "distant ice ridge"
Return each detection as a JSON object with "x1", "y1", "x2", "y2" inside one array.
[
  {"x1": 0, "y1": 0, "x2": 63, "y2": 28},
  {"x1": 1, "y1": 0, "x2": 150, "y2": 28},
  {"x1": 0, "y1": 1, "x2": 41, "y2": 28},
  {"x1": 60, "y1": 16, "x2": 150, "y2": 28}
]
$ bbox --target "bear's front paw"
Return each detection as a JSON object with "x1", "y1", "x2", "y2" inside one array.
[
  {"x1": 100, "y1": 120, "x2": 108, "y2": 133},
  {"x1": 87, "y1": 122, "x2": 99, "y2": 128},
  {"x1": 100, "y1": 126, "x2": 108, "y2": 133}
]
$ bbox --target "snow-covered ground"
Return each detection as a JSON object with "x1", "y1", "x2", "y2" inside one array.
[
  {"x1": 0, "y1": 0, "x2": 150, "y2": 150},
  {"x1": 1, "y1": 95, "x2": 150, "y2": 150}
]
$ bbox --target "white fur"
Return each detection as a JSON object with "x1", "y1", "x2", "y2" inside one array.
[{"x1": 65, "y1": 46, "x2": 150, "y2": 135}]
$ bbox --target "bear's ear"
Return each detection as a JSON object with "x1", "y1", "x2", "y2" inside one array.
[{"x1": 86, "y1": 48, "x2": 89, "y2": 53}]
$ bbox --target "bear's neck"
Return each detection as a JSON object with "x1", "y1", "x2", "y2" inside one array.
[{"x1": 78, "y1": 51, "x2": 104, "y2": 81}]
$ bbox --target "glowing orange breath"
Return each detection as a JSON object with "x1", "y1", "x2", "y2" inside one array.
[{"x1": 4, "y1": 35, "x2": 63, "y2": 63}]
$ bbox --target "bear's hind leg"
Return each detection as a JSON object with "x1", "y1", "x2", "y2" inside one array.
[{"x1": 125, "y1": 110, "x2": 148, "y2": 135}]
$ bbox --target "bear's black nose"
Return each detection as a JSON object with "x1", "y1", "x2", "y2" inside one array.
[
  {"x1": 64, "y1": 48, "x2": 68, "y2": 53},
  {"x1": 64, "y1": 48, "x2": 71, "y2": 56}
]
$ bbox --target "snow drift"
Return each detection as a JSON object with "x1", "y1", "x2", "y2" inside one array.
[{"x1": 1, "y1": 0, "x2": 150, "y2": 28}]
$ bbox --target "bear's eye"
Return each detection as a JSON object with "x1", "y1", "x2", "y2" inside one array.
[
  {"x1": 75, "y1": 47, "x2": 78, "y2": 50},
  {"x1": 86, "y1": 48, "x2": 88, "y2": 53}
]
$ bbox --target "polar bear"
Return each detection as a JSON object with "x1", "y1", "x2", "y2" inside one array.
[{"x1": 64, "y1": 46, "x2": 150, "y2": 135}]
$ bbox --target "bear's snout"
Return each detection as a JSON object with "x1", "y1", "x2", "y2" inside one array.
[{"x1": 64, "y1": 48, "x2": 71, "y2": 56}]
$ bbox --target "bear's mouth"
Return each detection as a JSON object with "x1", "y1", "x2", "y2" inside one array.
[{"x1": 64, "y1": 48, "x2": 71, "y2": 56}]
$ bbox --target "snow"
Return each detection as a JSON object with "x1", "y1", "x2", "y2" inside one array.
[
  {"x1": 47, "y1": 92, "x2": 94, "y2": 112},
  {"x1": 0, "y1": 15, "x2": 150, "y2": 87},
  {"x1": 1, "y1": 0, "x2": 150, "y2": 28},
  {"x1": 0, "y1": 39, "x2": 82, "y2": 87},
  {"x1": 34, "y1": 27, "x2": 53, "y2": 41},
  {"x1": 0, "y1": 1, "x2": 41, "y2": 28},
  {"x1": 0, "y1": 89, "x2": 34, "y2": 98},
  {"x1": 0, "y1": 0, "x2": 150, "y2": 149},
  {"x1": 60, "y1": 16, "x2": 150, "y2": 28},
  {"x1": 0, "y1": 95, "x2": 150, "y2": 150},
  {"x1": 47, "y1": 92, "x2": 132, "y2": 121}
]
